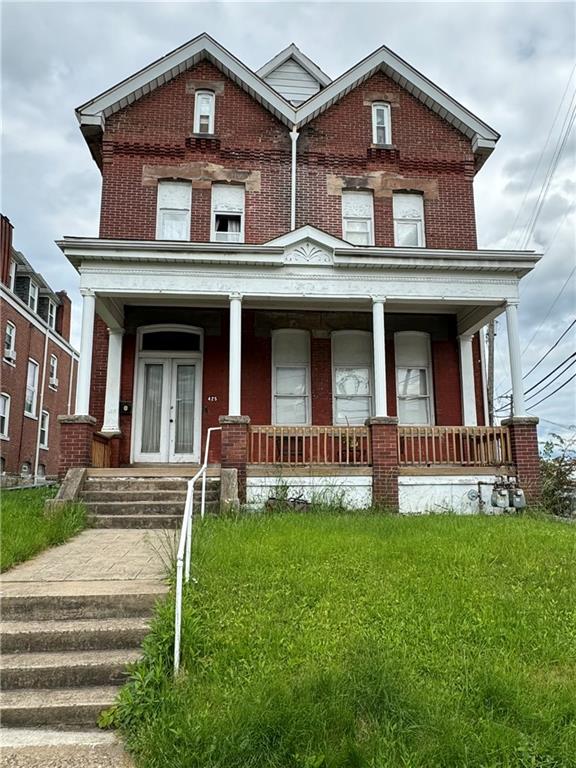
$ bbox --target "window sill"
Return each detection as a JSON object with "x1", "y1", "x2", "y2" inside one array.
[
  {"x1": 40, "y1": 445, "x2": 49, "y2": 451},
  {"x1": 24, "y1": 412, "x2": 38, "y2": 421},
  {"x1": 2, "y1": 358, "x2": 16, "y2": 367},
  {"x1": 48, "y1": 385, "x2": 58, "y2": 392},
  {"x1": 0, "y1": 435, "x2": 9, "y2": 442},
  {"x1": 370, "y1": 143, "x2": 396, "y2": 150}
]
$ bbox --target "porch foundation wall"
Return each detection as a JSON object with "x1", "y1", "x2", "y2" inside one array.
[
  {"x1": 246, "y1": 474, "x2": 372, "y2": 509},
  {"x1": 399, "y1": 474, "x2": 499, "y2": 514},
  {"x1": 57, "y1": 416, "x2": 96, "y2": 478}
]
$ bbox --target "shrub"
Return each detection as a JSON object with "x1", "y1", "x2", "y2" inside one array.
[{"x1": 540, "y1": 433, "x2": 576, "y2": 517}]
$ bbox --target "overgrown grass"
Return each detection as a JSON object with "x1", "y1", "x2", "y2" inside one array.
[
  {"x1": 1, "y1": 486, "x2": 85, "y2": 571},
  {"x1": 108, "y1": 513, "x2": 576, "y2": 768}
]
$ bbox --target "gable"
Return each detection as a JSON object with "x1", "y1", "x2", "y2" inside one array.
[{"x1": 262, "y1": 58, "x2": 322, "y2": 104}]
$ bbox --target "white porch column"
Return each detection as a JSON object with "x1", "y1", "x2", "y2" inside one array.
[
  {"x1": 505, "y1": 300, "x2": 527, "y2": 416},
  {"x1": 372, "y1": 298, "x2": 388, "y2": 417},
  {"x1": 458, "y1": 334, "x2": 477, "y2": 426},
  {"x1": 101, "y1": 328, "x2": 124, "y2": 433},
  {"x1": 75, "y1": 290, "x2": 96, "y2": 415},
  {"x1": 228, "y1": 293, "x2": 242, "y2": 416}
]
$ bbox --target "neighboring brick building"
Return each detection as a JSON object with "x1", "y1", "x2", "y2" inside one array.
[
  {"x1": 57, "y1": 34, "x2": 541, "y2": 509},
  {"x1": 1, "y1": 215, "x2": 78, "y2": 483}
]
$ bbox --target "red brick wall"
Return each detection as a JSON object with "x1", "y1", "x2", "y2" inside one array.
[
  {"x1": 1, "y1": 296, "x2": 77, "y2": 478},
  {"x1": 89, "y1": 315, "x2": 109, "y2": 430},
  {"x1": 311, "y1": 336, "x2": 332, "y2": 424},
  {"x1": 432, "y1": 338, "x2": 463, "y2": 425},
  {"x1": 472, "y1": 332, "x2": 486, "y2": 425},
  {"x1": 97, "y1": 63, "x2": 476, "y2": 249},
  {"x1": 0, "y1": 215, "x2": 13, "y2": 286},
  {"x1": 502, "y1": 418, "x2": 541, "y2": 503}
]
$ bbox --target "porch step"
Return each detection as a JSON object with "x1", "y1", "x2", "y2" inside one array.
[
  {"x1": 0, "y1": 686, "x2": 119, "y2": 728},
  {"x1": 83, "y1": 490, "x2": 187, "y2": 503},
  {"x1": 89, "y1": 514, "x2": 182, "y2": 529},
  {"x1": 1, "y1": 617, "x2": 150, "y2": 653},
  {"x1": 84, "y1": 499, "x2": 218, "y2": 516},
  {"x1": 83, "y1": 478, "x2": 220, "y2": 493}
]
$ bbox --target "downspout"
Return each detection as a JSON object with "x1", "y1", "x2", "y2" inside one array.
[
  {"x1": 33, "y1": 323, "x2": 50, "y2": 484},
  {"x1": 290, "y1": 125, "x2": 299, "y2": 230}
]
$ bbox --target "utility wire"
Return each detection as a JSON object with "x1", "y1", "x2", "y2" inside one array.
[
  {"x1": 524, "y1": 352, "x2": 576, "y2": 395},
  {"x1": 507, "y1": 64, "x2": 576, "y2": 249},
  {"x1": 525, "y1": 357, "x2": 576, "y2": 402},
  {"x1": 521, "y1": 264, "x2": 576, "y2": 354},
  {"x1": 526, "y1": 371, "x2": 576, "y2": 410},
  {"x1": 523, "y1": 317, "x2": 576, "y2": 380}
]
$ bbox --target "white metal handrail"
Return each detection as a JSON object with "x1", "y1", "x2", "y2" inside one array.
[{"x1": 173, "y1": 426, "x2": 221, "y2": 674}]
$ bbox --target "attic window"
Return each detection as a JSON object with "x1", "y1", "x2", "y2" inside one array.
[
  {"x1": 194, "y1": 90, "x2": 215, "y2": 134},
  {"x1": 372, "y1": 102, "x2": 391, "y2": 145}
]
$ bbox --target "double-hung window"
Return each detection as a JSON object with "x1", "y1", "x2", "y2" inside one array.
[
  {"x1": 211, "y1": 184, "x2": 244, "y2": 243},
  {"x1": 25, "y1": 359, "x2": 39, "y2": 416},
  {"x1": 40, "y1": 410, "x2": 49, "y2": 449},
  {"x1": 393, "y1": 193, "x2": 425, "y2": 247},
  {"x1": 156, "y1": 180, "x2": 192, "y2": 241},
  {"x1": 4, "y1": 322, "x2": 16, "y2": 362},
  {"x1": 372, "y1": 102, "x2": 391, "y2": 145},
  {"x1": 0, "y1": 393, "x2": 10, "y2": 439},
  {"x1": 49, "y1": 354, "x2": 58, "y2": 388},
  {"x1": 47, "y1": 301, "x2": 57, "y2": 329},
  {"x1": 395, "y1": 331, "x2": 434, "y2": 425},
  {"x1": 194, "y1": 90, "x2": 215, "y2": 134},
  {"x1": 28, "y1": 281, "x2": 38, "y2": 312},
  {"x1": 332, "y1": 331, "x2": 374, "y2": 425},
  {"x1": 272, "y1": 330, "x2": 310, "y2": 425},
  {"x1": 342, "y1": 191, "x2": 374, "y2": 246}
]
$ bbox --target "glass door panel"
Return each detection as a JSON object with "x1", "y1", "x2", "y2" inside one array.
[
  {"x1": 141, "y1": 363, "x2": 164, "y2": 454},
  {"x1": 173, "y1": 364, "x2": 195, "y2": 455}
]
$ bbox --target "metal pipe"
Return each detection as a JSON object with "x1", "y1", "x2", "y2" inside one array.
[
  {"x1": 173, "y1": 559, "x2": 184, "y2": 673},
  {"x1": 290, "y1": 126, "x2": 299, "y2": 230}
]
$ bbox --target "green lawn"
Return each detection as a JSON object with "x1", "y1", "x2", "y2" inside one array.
[
  {"x1": 109, "y1": 513, "x2": 576, "y2": 768},
  {"x1": 1, "y1": 486, "x2": 85, "y2": 572}
]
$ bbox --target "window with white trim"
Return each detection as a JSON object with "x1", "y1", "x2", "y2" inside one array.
[
  {"x1": 0, "y1": 393, "x2": 10, "y2": 438},
  {"x1": 372, "y1": 102, "x2": 391, "y2": 145},
  {"x1": 4, "y1": 322, "x2": 16, "y2": 362},
  {"x1": 272, "y1": 330, "x2": 310, "y2": 425},
  {"x1": 332, "y1": 331, "x2": 374, "y2": 425},
  {"x1": 342, "y1": 191, "x2": 374, "y2": 246},
  {"x1": 8, "y1": 260, "x2": 16, "y2": 291},
  {"x1": 193, "y1": 90, "x2": 215, "y2": 134},
  {"x1": 47, "y1": 301, "x2": 57, "y2": 329},
  {"x1": 156, "y1": 181, "x2": 192, "y2": 241},
  {"x1": 211, "y1": 184, "x2": 244, "y2": 243},
  {"x1": 28, "y1": 281, "x2": 38, "y2": 312},
  {"x1": 25, "y1": 359, "x2": 39, "y2": 416},
  {"x1": 395, "y1": 331, "x2": 434, "y2": 425},
  {"x1": 40, "y1": 410, "x2": 49, "y2": 448},
  {"x1": 49, "y1": 354, "x2": 58, "y2": 388},
  {"x1": 393, "y1": 193, "x2": 425, "y2": 247}
]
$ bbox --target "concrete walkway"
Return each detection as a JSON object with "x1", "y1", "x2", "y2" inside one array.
[{"x1": 1, "y1": 529, "x2": 172, "y2": 766}]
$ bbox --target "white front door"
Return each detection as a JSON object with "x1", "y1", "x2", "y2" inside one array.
[{"x1": 134, "y1": 357, "x2": 201, "y2": 463}]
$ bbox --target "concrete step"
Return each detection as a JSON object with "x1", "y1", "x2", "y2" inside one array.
[
  {"x1": 1, "y1": 617, "x2": 150, "y2": 653},
  {"x1": 84, "y1": 499, "x2": 218, "y2": 516},
  {"x1": 1, "y1": 649, "x2": 141, "y2": 690},
  {"x1": 82, "y1": 490, "x2": 187, "y2": 503},
  {"x1": 83, "y1": 478, "x2": 220, "y2": 493},
  {"x1": 0, "y1": 686, "x2": 119, "y2": 728},
  {"x1": 89, "y1": 514, "x2": 182, "y2": 529},
  {"x1": 1, "y1": 581, "x2": 167, "y2": 621}
]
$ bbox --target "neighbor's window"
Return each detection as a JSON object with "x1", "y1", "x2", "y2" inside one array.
[
  {"x1": 47, "y1": 300, "x2": 57, "y2": 329},
  {"x1": 4, "y1": 322, "x2": 16, "y2": 361},
  {"x1": 272, "y1": 329, "x2": 310, "y2": 425},
  {"x1": 28, "y1": 281, "x2": 38, "y2": 312},
  {"x1": 49, "y1": 354, "x2": 58, "y2": 387},
  {"x1": 156, "y1": 180, "x2": 192, "y2": 241},
  {"x1": 25, "y1": 359, "x2": 39, "y2": 416},
  {"x1": 395, "y1": 331, "x2": 433, "y2": 425},
  {"x1": 372, "y1": 102, "x2": 391, "y2": 145},
  {"x1": 342, "y1": 190, "x2": 374, "y2": 246},
  {"x1": 0, "y1": 393, "x2": 10, "y2": 438},
  {"x1": 211, "y1": 184, "x2": 245, "y2": 243},
  {"x1": 332, "y1": 331, "x2": 374, "y2": 425},
  {"x1": 8, "y1": 260, "x2": 16, "y2": 291},
  {"x1": 393, "y1": 193, "x2": 425, "y2": 247},
  {"x1": 194, "y1": 90, "x2": 215, "y2": 134},
  {"x1": 40, "y1": 410, "x2": 49, "y2": 449}
]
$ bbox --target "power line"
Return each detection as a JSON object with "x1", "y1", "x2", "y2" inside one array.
[
  {"x1": 524, "y1": 352, "x2": 576, "y2": 395},
  {"x1": 507, "y1": 64, "x2": 576, "y2": 249},
  {"x1": 523, "y1": 317, "x2": 576, "y2": 380},
  {"x1": 525, "y1": 357, "x2": 576, "y2": 402},
  {"x1": 526, "y1": 371, "x2": 576, "y2": 410},
  {"x1": 521, "y1": 264, "x2": 576, "y2": 354},
  {"x1": 531, "y1": 415, "x2": 576, "y2": 431}
]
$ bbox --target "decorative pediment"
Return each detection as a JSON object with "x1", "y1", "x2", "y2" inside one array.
[{"x1": 284, "y1": 240, "x2": 333, "y2": 265}]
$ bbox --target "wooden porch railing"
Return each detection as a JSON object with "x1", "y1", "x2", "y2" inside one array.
[
  {"x1": 92, "y1": 433, "x2": 111, "y2": 468},
  {"x1": 398, "y1": 426, "x2": 512, "y2": 468},
  {"x1": 248, "y1": 425, "x2": 372, "y2": 466}
]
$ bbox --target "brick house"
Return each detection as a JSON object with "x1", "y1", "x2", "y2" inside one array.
[
  {"x1": 1, "y1": 215, "x2": 78, "y2": 484},
  {"x1": 57, "y1": 34, "x2": 541, "y2": 511}
]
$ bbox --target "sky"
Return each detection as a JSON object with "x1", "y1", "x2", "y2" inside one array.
[{"x1": 1, "y1": 0, "x2": 575, "y2": 444}]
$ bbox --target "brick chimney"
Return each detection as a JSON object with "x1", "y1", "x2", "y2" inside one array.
[
  {"x1": 0, "y1": 214, "x2": 14, "y2": 287},
  {"x1": 56, "y1": 290, "x2": 72, "y2": 341}
]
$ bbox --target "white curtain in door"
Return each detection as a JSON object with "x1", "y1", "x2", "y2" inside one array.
[
  {"x1": 141, "y1": 364, "x2": 163, "y2": 453},
  {"x1": 175, "y1": 365, "x2": 195, "y2": 454}
]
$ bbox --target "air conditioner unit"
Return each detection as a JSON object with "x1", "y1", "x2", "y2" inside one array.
[
  {"x1": 49, "y1": 377, "x2": 59, "y2": 388},
  {"x1": 4, "y1": 349, "x2": 16, "y2": 363}
]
